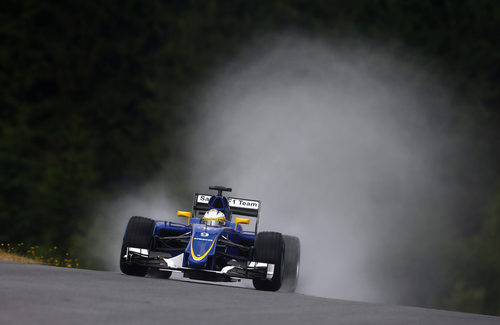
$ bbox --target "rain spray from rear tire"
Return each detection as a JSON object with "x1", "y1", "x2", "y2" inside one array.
[{"x1": 282, "y1": 235, "x2": 300, "y2": 292}]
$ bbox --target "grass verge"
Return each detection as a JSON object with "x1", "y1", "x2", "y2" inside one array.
[
  {"x1": 0, "y1": 243, "x2": 79, "y2": 268},
  {"x1": 0, "y1": 250, "x2": 38, "y2": 263}
]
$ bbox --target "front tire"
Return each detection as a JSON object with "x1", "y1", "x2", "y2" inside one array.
[
  {"x1": 120, "y1": 216, "x2": 155, "y2": 276},
  {"x1": 252, "y1": 231, "x2": 284, "y2": 291}
]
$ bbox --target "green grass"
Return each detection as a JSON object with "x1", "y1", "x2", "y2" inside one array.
[{"x1": 0, "y1": 243, "x2": 79, "y2": 268}]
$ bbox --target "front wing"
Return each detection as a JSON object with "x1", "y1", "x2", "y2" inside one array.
[{"x1": 124, "y1": 247, "x2": 274, "y2": 282}]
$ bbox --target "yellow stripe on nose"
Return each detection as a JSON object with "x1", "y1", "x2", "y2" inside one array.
[{"x1": 190, "y1": 238, "x2": 217, "y2": 261}]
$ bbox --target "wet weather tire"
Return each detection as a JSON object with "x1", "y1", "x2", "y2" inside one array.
[
  {"x1": 252, "y1": 231, "x2": 284, "y2": 291},
  {"x1": 282, "y1": 235, "x2": 300, "y2": 292},
  {"x1": 120, "y1": 216, "x2": 155, "y2": 277}
]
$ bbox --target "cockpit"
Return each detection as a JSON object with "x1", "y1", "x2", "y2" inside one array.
[{"x1": 202, "y1": 209, "x2": 226, "y2": 227}]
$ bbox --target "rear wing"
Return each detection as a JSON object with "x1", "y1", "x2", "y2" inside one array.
[{"x1": 193, "y1": 193, "x2": 261, "y2": 233}]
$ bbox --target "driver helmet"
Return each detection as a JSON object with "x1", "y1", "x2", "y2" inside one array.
[{"x1": 202, "y1": 209, "x2": 226, "y2": 227}]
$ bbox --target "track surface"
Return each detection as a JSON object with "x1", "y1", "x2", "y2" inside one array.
[{"x1": 1, "y1": 261, "x2": 498, "y2": 325}]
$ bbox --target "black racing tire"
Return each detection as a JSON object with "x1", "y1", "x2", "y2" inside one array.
[
  {"x1": 120, "y1": 216, "x2": 155, "y2": 277},
  {"x1": 252, "y1": 231, "x2": 285, "y2": 291},
  {"x1": 282, "y1": 235, "x2": 300, "y2": 292}
]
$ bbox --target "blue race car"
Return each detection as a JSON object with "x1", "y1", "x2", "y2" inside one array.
[{"x1": 120, "y1": 186, "x2": 300, "y2": 292}]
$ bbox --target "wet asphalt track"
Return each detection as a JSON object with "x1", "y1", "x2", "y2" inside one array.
[{"x1": 1, "y1": 261, "x2": 499, "y2": 325}]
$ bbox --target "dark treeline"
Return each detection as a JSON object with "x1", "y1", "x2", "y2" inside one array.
[{"x1": 1, "y1": 0, "x2": 499, "y2": 315}]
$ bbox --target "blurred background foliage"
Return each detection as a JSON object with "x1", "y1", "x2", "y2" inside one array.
[{"x1": 0, "y1": 0, "x2": 499, "y2": 315}]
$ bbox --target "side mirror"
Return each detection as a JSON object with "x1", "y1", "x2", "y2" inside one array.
[
  {"x1": 234, "y1": 217, "x2": 250, "y2": 229},
  {"x1": 177, "y1": 211, "x2": 192, "y2": 225}
]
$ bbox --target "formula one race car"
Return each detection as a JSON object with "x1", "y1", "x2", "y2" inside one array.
[{"x1": 120, "y1": 186, "x2": 300, "y2": 292}]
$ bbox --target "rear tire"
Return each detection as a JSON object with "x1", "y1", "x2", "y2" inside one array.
[
  {"x1": 120, "y1": 216, "x2": 155, "y2": 276},
  {"x1": 282, "y1": 235, "x2": 300, "y2": 292},
  {"x1": 252, "y1": 231, "x2": 284, "y2": 291}
]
